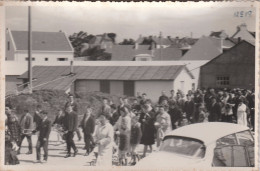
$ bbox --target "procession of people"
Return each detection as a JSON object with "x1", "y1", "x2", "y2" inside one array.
[{"x1": 5, "y1": 87, "x2": 255, "y2": 166}]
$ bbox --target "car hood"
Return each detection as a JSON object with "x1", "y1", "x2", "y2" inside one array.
[{"x1": 135, "y1": 151, "x2": 206, "y2": 168}]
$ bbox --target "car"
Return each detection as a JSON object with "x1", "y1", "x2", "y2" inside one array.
[{"x1": 136, "y1": 122, "x2": 254, "y2": 168}]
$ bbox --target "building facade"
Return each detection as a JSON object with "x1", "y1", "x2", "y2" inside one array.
[
  {"x1": 200, "y1": 41, "x2": 255, "y2": 89},
  {"x1": 6, "y1": 29, "x2": 74, "y2": 62},
  {"x1": 19, "y1": 65, "x2": 195, "y2": 102}
]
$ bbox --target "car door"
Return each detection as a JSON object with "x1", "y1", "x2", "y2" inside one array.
[{"x1": 212, "y1": 130, "x2": 254, "y2": 167}]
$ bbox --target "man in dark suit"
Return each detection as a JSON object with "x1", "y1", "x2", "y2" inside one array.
[
  {"x1": 64, "y1": 94, "x2": 82, "y2": 141},
  {"x1": 34, "y1": 105, "x2": 42, "y2": 131},
  {"x1": 18, "y1": 109, "x2": 34, "y2": 155},
  {"x1": 184, "y1": 94, "x2": 195, "y2": 123},
  {"x1": 168, "y1": 103, "x2": 182, "y2": 130},
  {"x1": 63, "y1": 105, "x2": 78, "y2": 158},
  {"x1": 33, "y1": 110, "x2": 52, "y2": 163},
  {"x1": 209, "y1": 97, "x2": 221, "y2": 122},
  {"x1": 80, "y1": 107, "x2": 95, "y2": 156}
]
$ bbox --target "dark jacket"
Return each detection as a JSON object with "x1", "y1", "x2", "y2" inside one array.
[
  {"x1": 80, "y1": 114, "x2": 95, "y2": 135},
  {"x1": 209, "y1": 102, "x2": 221, "y2": 122},
  {"x1": 36, "y1": 118, "x2": 52, "y2": 140},
  {"x1": 20, "y1": 113, "x2": 34, "y2": 131},
  {"x1": 63, "y1": 112, "x2": 78, "y2": 132},
  {"x1": 168, "y1": 106, "x2": 182, "y2": 129},
  {"x1": 64, "y1": 101, "x2": 79, "y2": 112},
  {"x1": 53, "y1": 114, "x2": 64, "y2": 126},
  {"x1": 184, "y1": 100, "x2": 195, "y2": 121},
  {"x1": 33, "y1": 111, "x2": 42, "y2": 127}
]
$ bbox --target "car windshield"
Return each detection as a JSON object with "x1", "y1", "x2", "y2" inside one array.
[{"x1": 160, "y1": 136, "x2": 205, "y2": 158}]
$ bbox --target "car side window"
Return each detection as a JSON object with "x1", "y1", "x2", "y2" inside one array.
[
  {"x1": 236, "y1": 130, "x2": 254, "y2": 146},
  {"x1": 216, "y1": 134, "x2": 237, "y2": 147},
  {"x1": 213, "y1": 145, "x2": 251, "y2": 167}
]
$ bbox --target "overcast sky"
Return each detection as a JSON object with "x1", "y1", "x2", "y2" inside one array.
[{"x1": 5, "y1": 4, "x2": 256, "y2": 42}]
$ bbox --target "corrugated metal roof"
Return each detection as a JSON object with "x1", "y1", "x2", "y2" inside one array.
[
  {"x1": 19, "y1": 65, "x2": 194, "y2": 91},
  {"x1": 10, "y1": 30, "x2": 73, "y2": 52}
]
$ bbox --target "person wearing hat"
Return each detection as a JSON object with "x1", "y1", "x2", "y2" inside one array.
[{"x1": 33, "y1": 110, "x2": 52, "y2": 163}]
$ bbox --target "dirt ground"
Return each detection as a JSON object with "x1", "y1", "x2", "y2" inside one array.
[{"x1": 17, "y1": 130, "x2": 156, "y2": 166}]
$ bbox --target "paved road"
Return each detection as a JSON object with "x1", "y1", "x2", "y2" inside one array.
[{"x1": 17, "y1": 130, "x2": 156, "y2": 166}]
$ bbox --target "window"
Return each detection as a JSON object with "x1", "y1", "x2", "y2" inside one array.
[
  {"x1": 135, "y1": 57, "x2": 152, "y2": 61},
  {"x1": 216, "y1": 76, "x2": 229, "y2": 86},
  {"x1": 123, "y1": 81, "x2": 135, "y2": 96},
  {"x1": 100, "y1": 80, "x2": 110, "y2": 94},
  {"x1": 7, "y1": 41, "x2": 10, "y2": 51},
  {"x1": 213, "y1": 145, "x2": 253, "y2": 167},
  {"x1": 25, "y1": 57, "x2": 35, "y2": 61},
  {"x1": 57, "y1": 58, "x2": 68, "y2": 61},
  {"x1": 236, "y1": 130, "x2": 254, "y2": 146},
  {"x1": 160, "y1": 136, "x2": 205, "y2": 158},
  {"x1": 213, "y1": 131, "x2": 255, "y2": 167},
  {"x1": 216, "y1": 134, "x2": 237, "y2": 147},
  {"x1": 45, "y1": 58, "x2": 49, "y2": 61}
]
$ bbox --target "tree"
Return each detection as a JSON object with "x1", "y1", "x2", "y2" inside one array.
[
  {"x1": 107, "y1": 33, "x2": 117, "y2": 43},
  {"x1": 69, "y1": 31, "x2": 88, "y2": 57},
  {"x1": 119, "y1": 38, "x2": 135, "y2": 45}
]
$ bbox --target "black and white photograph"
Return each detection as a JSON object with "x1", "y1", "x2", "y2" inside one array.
[{"x1": 1, "y1": 2, "x2": 258, "y2": 170}]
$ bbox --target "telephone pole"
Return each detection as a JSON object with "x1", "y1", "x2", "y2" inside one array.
[{"x1": 28, "y1": 6, "x2": 32, "y2": 94}]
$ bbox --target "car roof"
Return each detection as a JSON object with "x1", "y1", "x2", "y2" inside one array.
[{"x1": 164, "y1": 122, "x2": 250, "y2": 145}]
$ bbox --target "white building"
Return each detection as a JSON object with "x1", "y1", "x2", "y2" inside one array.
[
  {"x1": 6, "y1": 29, "x2": 74, "y2": 62},
  {"x1": 18, "y1": 64, "x2": 195, "y2": 102}
]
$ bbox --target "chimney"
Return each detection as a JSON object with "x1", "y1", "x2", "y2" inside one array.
[
  {"x1": 190, "y1": 32, "x2": 193, "y2": 38},
  {"x1": 70, "y1": 60, "x2": 74, "y2": 74},
  {"x1": 238, "y1": 37, "x2": 241, "y2": 43}
]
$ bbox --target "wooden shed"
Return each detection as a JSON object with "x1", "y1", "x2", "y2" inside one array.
[
  {"x1": 19, "y1": 65, "x2": 195, "y2": 102},
  {"x1": 200, "y1": 40, "x2": 255, "y2": 89}
]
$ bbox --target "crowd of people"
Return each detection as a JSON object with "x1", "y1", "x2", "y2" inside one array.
[{"x1": 4, "y1": 87, "x2": 255, "y2": 166}]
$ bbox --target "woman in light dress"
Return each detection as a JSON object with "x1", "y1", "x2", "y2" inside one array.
[
  {"x1": 237, "y1": 99, "x2": 247, "y2": 126},
  {"x1": 94, "y1": 113, "x2": 114, "y2": 166}
]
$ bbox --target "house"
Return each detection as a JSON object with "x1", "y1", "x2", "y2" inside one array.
[
  {"x1": 231, "y1": 23, "x2": 255, "y2": 43},
  {"x1": 106, "y1": 44, "x2": 182, "y2": 61},
  {"x1": 199, "y1": 40, "x2": 255, "y2": 89},
  {"x1": 209, "y1": 30, "x2": 228, "y2": 39},
  {"x1": 6, "y1": 29, "x2": 74, "y2": 62},
  {"x1": 88, "y1": 33, "x2": 115, "y2": 49},
  {"x1": 169, "y1": 37, "x2": 198, "y2": 56},
  {"x1": 18, "y1": 65, "x2": 195, "y2": 102},
  {"x1": 180, "y1": 36, "x2": 223, "y2": 60}
]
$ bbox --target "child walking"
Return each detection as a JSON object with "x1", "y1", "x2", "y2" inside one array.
[{"x1": 129, "y1": 115, "x2": 142, "y2": 165}]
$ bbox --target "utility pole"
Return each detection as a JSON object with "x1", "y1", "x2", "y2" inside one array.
[
  {"x1": 28, "y1": 6, "x2": 32, "y2": 94},
  {"x1": 159, "y1": 31, "x2": 162, "y2": 60}
]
